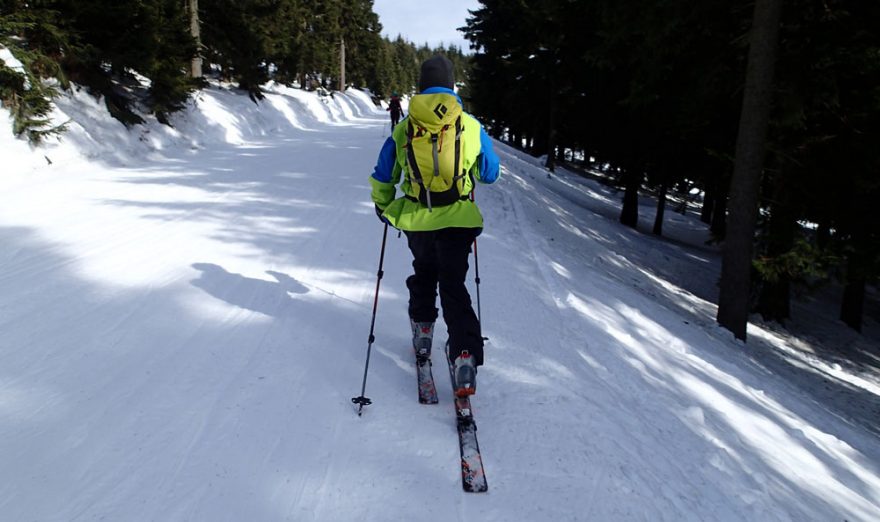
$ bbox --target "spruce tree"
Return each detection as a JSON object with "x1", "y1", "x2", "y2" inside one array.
[{"x1": 0, "y1": 1, "x2": 72, "y2": 142}]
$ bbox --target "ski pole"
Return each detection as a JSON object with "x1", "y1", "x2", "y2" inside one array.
[
  {"x1": 352, "y1": 222, "x2": 389, "y2": 416},
  {"x1": 470, "y1": 190, "x2": 483, "y2": 325},
  {"x1": 473, "y1": 237, "x2": 482, "y2": 324}
]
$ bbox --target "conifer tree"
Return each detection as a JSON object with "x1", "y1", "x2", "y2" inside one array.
[
  {"x1": 0, "y1": 1, "x2": 71, "y2": 142},
  {"x1": 201, "y1": 0, "x2": 278, "y2": 99}
]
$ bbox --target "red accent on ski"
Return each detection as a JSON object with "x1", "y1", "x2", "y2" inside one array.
[{"x1": 454, "y1": 386, "x2": 476, "y2": 397}]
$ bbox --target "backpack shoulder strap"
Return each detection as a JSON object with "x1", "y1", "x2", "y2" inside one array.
[
  {"x1": 406, "y1": 120, "x2": 435, "y2": 209},
  {"x1": 405, "y1": 120, "x2": 425, "y2": 185},
  {"x1": 454, "y1": 116, "x2": 462, "y2": 183}
]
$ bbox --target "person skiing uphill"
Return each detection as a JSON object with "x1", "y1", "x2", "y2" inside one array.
[
  {"x1": 369, "y1": 55, "x2": 500, "y2": 396},
  {"x1": 387, "y1": 92, "x2": 403, "y2": 127}
]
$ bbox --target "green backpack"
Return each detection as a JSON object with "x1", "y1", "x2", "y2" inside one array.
[{"x1": 403, "y1": 92, "x2": 468, "y2": 211}]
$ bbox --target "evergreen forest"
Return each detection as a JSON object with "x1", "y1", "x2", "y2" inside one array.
[
  {"x1": 463, "y1": 0, "x2": 879, "y2": 339},
  {"x1": 1, "y1": 0, "x2": 878, "y2": 339},
  {"x1": 0, "y1": 0, "x2": 468, "y2": 132}
]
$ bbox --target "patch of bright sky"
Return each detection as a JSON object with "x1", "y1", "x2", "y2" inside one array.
[{"x1": 372, "y1": 0, "x2": 480, "y2": 51}]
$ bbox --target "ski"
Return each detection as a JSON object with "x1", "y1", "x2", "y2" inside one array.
[
  {"x1": 416, "y1": 354, "x2": 439, "y2": 404},
  {"x1": 447, "y1": 356, "x2": 488, "y2": 493}
]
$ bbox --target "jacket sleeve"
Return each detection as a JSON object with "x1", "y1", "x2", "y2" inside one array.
[
  {"x1": 476, "y1": 127, "x2": 500, "y2": 184},
  {"x1": 370, "y1": 136, "x2": 400, "y2": 209}
]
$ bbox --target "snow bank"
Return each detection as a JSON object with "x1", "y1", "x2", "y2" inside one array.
[
  {"x1": 2, "y1": 79, "x2": 387, "y2": 172},
  {"x1": 1, "y1": 74, "x2": 878, "y2": 522}
]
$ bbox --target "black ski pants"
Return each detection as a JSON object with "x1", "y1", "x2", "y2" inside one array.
[{"x1": 405, "y1": 227, "x2": 483, "y2": 366}]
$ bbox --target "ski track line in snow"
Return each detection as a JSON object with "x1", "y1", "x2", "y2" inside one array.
[
  {"x1": 497, "y1": 163, "x2": 570, "y2": 313},
  {"x1": 2, "y1": 84, "x2": 879, "y2": 521},
  {"x1": 490, "y1": 152, "x2": 704, "y2": 513},
  {"x1": 488, "y1": 143, "x2": 880, "y2": 520},
  {"x1": 163, "y1": 326, "x2": 263, "y2": 503},
  {"x1": 0, "y1": 176, "x2": 242, "y2": 285}
]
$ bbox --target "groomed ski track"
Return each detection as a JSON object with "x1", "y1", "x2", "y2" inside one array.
[{"x1": 0, "y1": 84, "x2": 878, "y2": 521}]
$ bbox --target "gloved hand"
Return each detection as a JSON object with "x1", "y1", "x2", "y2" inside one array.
[{"x1": 375, "y1": 205, "x2": 390, "y2": 225}]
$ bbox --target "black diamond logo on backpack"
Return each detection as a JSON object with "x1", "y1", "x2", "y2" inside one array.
[{"x1": 433, "y1": 103, "x2": 448, "y2": 120}]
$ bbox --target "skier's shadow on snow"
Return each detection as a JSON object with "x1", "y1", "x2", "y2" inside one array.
[{"x1": 190, "y1": 263, "x2": 308, "y2": 317}]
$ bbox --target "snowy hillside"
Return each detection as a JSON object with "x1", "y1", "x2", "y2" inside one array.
[{"x1": 1, "y1": 83, "x2": 879, "y2": 521}]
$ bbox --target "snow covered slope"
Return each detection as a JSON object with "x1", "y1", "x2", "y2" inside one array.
[{"x1": 1, "y1": 83, "x2": 878, "y2": 521}]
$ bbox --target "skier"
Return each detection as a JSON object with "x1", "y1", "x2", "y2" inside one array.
[
  {"x1": 369, "y1": 55, "x2": 500, "y2": 396},
  {"x1": 387, "y1": 92, "x2": 403, "y2": 128}
]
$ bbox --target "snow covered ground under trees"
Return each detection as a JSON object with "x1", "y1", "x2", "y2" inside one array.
[{"x1": 1, "y1": 83, "x2": 878, "y2": 521}]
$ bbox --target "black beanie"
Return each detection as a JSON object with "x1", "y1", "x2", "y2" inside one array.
[{"x1": 418, "y1": 55, "x2": 454, "y2": 92}]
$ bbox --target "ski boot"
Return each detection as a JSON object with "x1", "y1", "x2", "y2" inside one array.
[
  {"x1": 410, "y1": 320, "x2": 434, "y2": 360},
  {"x1": 452, "y1": 351, "x2": 477, "y2": 397}
]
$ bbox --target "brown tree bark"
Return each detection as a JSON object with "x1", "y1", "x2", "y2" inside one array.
[
  {"x1": 188, "y1": 0, "x2": 202, "y2": 78},
  {"x1": 717, "y1": 0, "x2": 783, "y2": 341},
  {"x1": 620, "y1": 169, "x2": 641, "y2": 228},
  {"x1": 653, "y1": 175, "x2": 668, "y2": 236}
]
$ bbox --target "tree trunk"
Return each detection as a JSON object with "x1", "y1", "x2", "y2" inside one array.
[
  {"x1": 717, "y1": 0, "x2": 783, "y2": 341},
  {"x1": 756, "y1": 196, "x2": 795, "y2": 323},
  {"x1": 701, "y1": 177, "x2": 716, "y2": 224},
  {"x1": 620, "y1": 169, "x2": 641, "y2": 228},
  {"x1": 339, "y1": 37, "x2": 346, "y2": 91},
  {"x1": 675, "y1": 180, "x2": 690, "y2": 215},
  {"x1": 532, "y1": 121, "x2": 547, "y2": 157},
  {"x1": 841, "y1": 275, "x2": 865, "y2": 333},
  {"x1": 188, "y1": 0, "x2": 202, "y2": 78},
  {"x1": 545, "y1": 81, "x2": 557, "y2": 172},
  {"x1": 710, "y1": 179, "x2": 729, "y2": 239},
  {"x1": 840, "y1": 225, "x2": 870, "y2": 332},
  {"x1": 653, "y1": 175, "x2": 668, "y2": 236}
]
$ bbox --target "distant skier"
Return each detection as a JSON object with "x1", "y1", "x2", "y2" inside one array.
[
  {"x1": 387, "y1": 92, "x2": 403, "y2": 128},
  {"x1": 369, "y1": 55, "x2": 500, "y2": 396}
]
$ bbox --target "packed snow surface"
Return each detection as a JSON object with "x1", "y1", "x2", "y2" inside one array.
[{"x1": 1, "y1": 83, "x2": 878, "y2": 521}]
